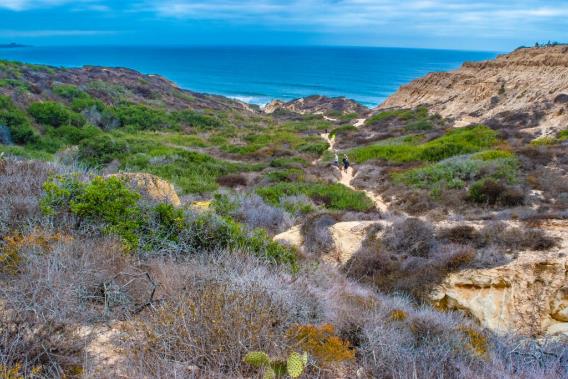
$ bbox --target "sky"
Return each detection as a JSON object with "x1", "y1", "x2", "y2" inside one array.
[{"x1": 0, "y1": 0, "x2": 566, "y2": 51}]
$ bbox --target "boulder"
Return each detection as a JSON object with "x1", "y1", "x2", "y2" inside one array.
[{"x1": 110, "y1": 173, "x2": 181, "y2": 207}]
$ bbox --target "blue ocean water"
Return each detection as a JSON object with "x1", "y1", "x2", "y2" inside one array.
[{"x1": 0, "y1": 46, "x2": 496, "y2": 107}]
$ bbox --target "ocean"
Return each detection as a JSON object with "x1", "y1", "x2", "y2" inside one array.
[{"x1": 0, "y1": 46, "x2": 496, "y2": 108}]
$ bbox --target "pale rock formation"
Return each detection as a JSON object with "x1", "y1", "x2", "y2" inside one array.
[
  {"x1": 275, "y1": 219, "x2": 568, "y2": 337},
  {"x1": 264, "y1": 95, "x2": 369, "y2": 116},
  {"x1": 109, "y1": 173, "x2": 181, "y2": 207},
  {"x1": 379, "y1": 46, "x2": 568, "y2": 136}
]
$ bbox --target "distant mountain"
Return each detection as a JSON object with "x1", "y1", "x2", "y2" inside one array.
[{"x1": 0, "y1": 43, "x2": 28, "y2": 48}]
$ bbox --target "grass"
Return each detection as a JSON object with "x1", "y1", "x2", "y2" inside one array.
[
  {"x1": 349, "y1": 125, "x2": 497, "y2": 164},
  {"x1": 257, "y1": 182, "x2": 374, "y2": 211}
]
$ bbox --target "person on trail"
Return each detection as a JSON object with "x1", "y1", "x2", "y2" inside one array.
[
  {"x1": 342, "y1": 154, "x2": 350, "y2": 171},
  {"x1": 334, "y1": 151, "x2": 340, "y2": 169}
]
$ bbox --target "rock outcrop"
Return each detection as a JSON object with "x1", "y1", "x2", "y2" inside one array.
[
  {"x1": 275, "y1": 219, "x2": 568, "y2": 337},
  {"x1": 110, "y1": 173, "x2": 181, "y2": 207},
  {"x1": 379, "y1": 46, "x2": 568, "y2": 136},
  {"x1": 264, "y1": 95, "x2": 370, "y2": 116}
]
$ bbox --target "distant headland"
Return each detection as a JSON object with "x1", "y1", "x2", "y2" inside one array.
[{"x1": 0, "y1": 43, "x2": 29, "y2": 49}]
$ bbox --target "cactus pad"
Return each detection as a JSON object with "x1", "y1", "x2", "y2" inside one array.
[
  {"x1": 244, "y1": 351, "x2": 270, "y2": 367},
  {"x1": 263, "y1": 367, "x2": 276, "y2": 379},
  {"x1": 287, "y1": 352, "x2": 306, "y2": 378}
]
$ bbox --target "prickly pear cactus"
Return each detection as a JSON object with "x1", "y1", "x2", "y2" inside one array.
[
  {"x1": 263, "y1": 367, "x2": 276, "y2": 379},
  {"x1": 287, "y1": 352, "x2": 306, "y2": 378},
  {"x1": 244, "y1": 351, "x2": 270, "y2": 367}
]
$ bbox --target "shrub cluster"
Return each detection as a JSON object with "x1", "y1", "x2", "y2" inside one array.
[
  {"x1": 40, "y1": 175, "x2": 298, "y2": 267},
  {"x1": 349, "y1": 125, "x2": 497, "y2": 164},
  {"x1": 0, "y1": 95, "x2": 38, "y2": 144},
  {"x1": 257, "y1": 182, "x2": 374, "y2": 212}
]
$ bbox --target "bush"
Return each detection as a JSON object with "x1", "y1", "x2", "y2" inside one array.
[
  {"x1": 257, "y1": 182, "x2": 373, "y2": 212},
  {"x1": 301, "y1": 213, "x2": 338, "y2": 254},
  {"x1": 46, "y1": 124, "x2": 102, "y2": 145},
  {"x1": 217, "y1": 173, "x2": 248, "y2": 187},
  {"x1": 78, "y1": 134, "x2": 127, "y2": 166},
  {"x1": 468, "y1": 179, "x2": 524, "y2": 206},
  {"x1": 42, "y1": 176, "x2": 143, "y2": 250},
  {"x1": 172, "y1": 110, "x2": 225, "y2": 130},
  {"x1": 395, "y1": 154, "x2": 519, "y2": 192},
  {"x1": 287, "y1": 323, "x2": 355, "y2": 364},
  {"x1": 0, "y1": 95, "x2": 38, "y2": 144},
  {"x1": 349, "y1": 125, "x2": 497, "y2": 164},
  {"x1": 382, "y1": 218, "x2": 435, "y2": 258},
  {"x1": 28, "y1": 101, "x2": 85, "y2": 128},
  {"x1": 52, "y1": 84, "x2": 88, "y2": 101},
  {"x1": 114, "y1": 103, "x2": 177, "y2": 131}
]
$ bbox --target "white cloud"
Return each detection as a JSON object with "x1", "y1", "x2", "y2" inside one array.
[
  {"x1": 139, "y1": 0, "x2": 568, "y2": 32},
  {"x1": 0, "y1": 0, "x2": 103, "y2": 11}
]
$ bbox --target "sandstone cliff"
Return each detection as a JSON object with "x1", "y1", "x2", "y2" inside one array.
[
  {"x1": 264, "y1": 95, "x2": 369, "y2": 116},
  {"x1": 379, "y1": 46, "x2": 568, "y2": 136}
]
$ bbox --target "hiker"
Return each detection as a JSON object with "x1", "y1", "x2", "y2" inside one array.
[
  {"x1": 342, "y1": 154, "x2": 350, "y2": 171},
  {"x1": 334, "y1": 151, "x2": 339, "y2": 169}
]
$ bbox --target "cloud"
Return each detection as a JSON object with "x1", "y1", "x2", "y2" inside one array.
[
  {"x1": 139, "y1": 0, "x2": 568, "y2": 32},
  {"x1": 0, "y1": 0, "x2": 103, "y2": 11}
]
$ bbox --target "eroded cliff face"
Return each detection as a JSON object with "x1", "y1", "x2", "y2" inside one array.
[
  {"x1": 379, "y1": 46, "x2": 568, "y2": 136},
  {"x1": 432, "y1": 244, "x2": 568, "y2": 337},
  {"x1": 275, "y1": 219, "x2": 568, "y2": 337}
]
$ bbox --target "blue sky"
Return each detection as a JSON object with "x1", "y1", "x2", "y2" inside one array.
[{"x1": 0, "y1": 0, "x2": 566, "y2": 51}]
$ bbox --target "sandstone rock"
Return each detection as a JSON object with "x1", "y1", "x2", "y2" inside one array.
[
  {"x1": 379, "y1": 46, "x2": 568, "y2": 136},
  {"x1": 110, "y1": 173, "x2": 181, "y2": 207},
  {"x1": 276, "y1": 218, "x2": 568, "y2": 337},
  {"x1": 274, "y1": 221, "x2": 385, "y2": 264},
  {"x1": 264, "y1": 95, "x2": 370, "y2": 116},
  {"x1": 432, "y1": 220, "x2": 568, "y2": 337}
]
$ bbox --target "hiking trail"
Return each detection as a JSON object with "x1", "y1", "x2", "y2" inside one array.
[{"x1": 320, "y1": 130, "x2": 389, "y2": 213}]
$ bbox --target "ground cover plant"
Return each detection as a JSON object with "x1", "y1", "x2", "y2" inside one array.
[{"x1": 348, "y1": 124, "x2": 497, "y2": 164}]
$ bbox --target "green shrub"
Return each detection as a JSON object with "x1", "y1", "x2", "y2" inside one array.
[
  {"x1": 172, "y1": 110, "x2": 225, "y2": 130},
  {"x1": 266, "y1": 168, "x2": 305, "y2": 183},
  {"x1": 468, "y1": 179, "x2": 524, "y2": 206},
  {"x1": 330, "y1": 125, "x2": 357, "y2": 137},
  {"x1": 78, "y1": 134, "x2": 128, "y2": 166},
  {"x1": 396, "y1": 155, "x2": 518, "y2": 191},
  {"x1": 472, "y1": 149, "x2": 514, "y2": 161},
  {"x1": 28, "y1": 101, "x2": 85, "y2": 128},
  {"x1": 114, "y1": 103, "x2": 177, "y2": 131},
  {"x1": 0, "y1": 95, "x2": 38, "y2": 144},
  {"x1": 349, "y1": 125, "x2": 497, "y2": 164},
  {"x1": 365, "y1": 107, "x2": 430, "y2": 126},
  {"x1": 47, "y1": 124, "x2": 103, "y2": 145},
  {"x1": 298, "y1": 141, "x2": 329, "y2": 156},
  {"x1": 269, "y1": 156, "x2": 307, "y2": 168},
  {"x1": 52, "y1": 84, "x2": 89, "y2": 101},
  {"x1": 257, "y1": 182, "x2": 373, "y2": 211},
  {"x1": 42, "y1": 176, "x2": 143, "y2": 250},
  {"x1": 406, "y1": 119, "x2": 433, "y2": 131}
]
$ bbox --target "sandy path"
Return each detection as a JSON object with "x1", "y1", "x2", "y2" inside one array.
[{"x1": 320, "y1": 131, "x2": 389, "y2": 213}]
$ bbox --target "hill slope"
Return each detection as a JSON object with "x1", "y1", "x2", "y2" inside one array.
[{"x1": 379, "y1": 46, "x2": 568, "y2": 135}]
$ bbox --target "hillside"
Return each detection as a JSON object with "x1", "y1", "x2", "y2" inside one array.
[
  {"x1": 1, "y1": 53, "x2": 567, "y2": 378},
  {"x1": 380, "y1": 46, "x2": 568, "y2": 136}
]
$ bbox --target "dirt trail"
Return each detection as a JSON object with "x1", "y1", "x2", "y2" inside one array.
[{"x1": 321, "y1": 130, "x2": 389, "y2": 213}]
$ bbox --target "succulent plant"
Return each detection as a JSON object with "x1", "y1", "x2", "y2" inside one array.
[
  {"x1": 244, "y1": 351, "x2": 271, "y2": 367},
  {"x1": 244, "y1": 351, "x2": 308, "y2": 378}
]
